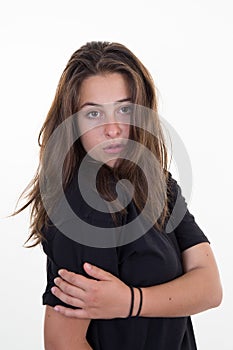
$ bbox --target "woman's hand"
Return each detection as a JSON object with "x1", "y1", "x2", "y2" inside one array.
[{"x1": 51, "y1": 263, "x2": 132, "y2": 319}]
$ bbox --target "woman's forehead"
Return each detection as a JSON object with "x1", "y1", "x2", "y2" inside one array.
[{"x1": 79, "y1": 73, "x2": 130, "y2": 107}]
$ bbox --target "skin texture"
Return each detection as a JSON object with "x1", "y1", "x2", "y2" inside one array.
[
  {"x1": 51, "y1": 242, "x2": 222, "y2": 319},
  {"x1": 44, "y1": 306, "x2": 91, "y2": 350}
]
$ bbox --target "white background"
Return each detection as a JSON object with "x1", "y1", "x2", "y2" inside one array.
[{"x1": 0, "y1": 0, "x2": 232, "y2": 349}]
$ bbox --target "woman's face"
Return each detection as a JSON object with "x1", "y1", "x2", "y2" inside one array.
[{"x1": 78, "y1": 73, "x2": 131, "y2": 167}]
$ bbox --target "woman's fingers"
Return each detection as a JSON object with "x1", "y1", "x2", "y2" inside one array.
[
  {"x1": 54, "y1": 305, "x2": 90, "y2": 319},
  {"x1": 58, "y1": 269, "x2": 94, "y2": 291},
  {"x1": 57, "y1": 264, "x2": 113, "y2": 293},
  {"x1": 51, "y1": 286, "x2": 85, "y2": 308},
  {"x1": 54, "y1": 277, "x2": 86, "y2": 300},
  {"x1": 83, "y1": 263, "x2": 113, "y2": 281}
]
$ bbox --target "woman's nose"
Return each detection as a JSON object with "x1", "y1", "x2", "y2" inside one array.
[
  {"x1": 104, "y1": 122, "x2": 122, "y2": 138},
  {"x1": 104, "y1": 110, "x2": 123, "y2": 138}
]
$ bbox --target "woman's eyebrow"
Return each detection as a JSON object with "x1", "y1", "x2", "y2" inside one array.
[{"x1": 80, "y1": 98, "x2": 131, "y2": 109}]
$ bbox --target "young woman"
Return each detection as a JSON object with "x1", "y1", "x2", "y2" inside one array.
[{"x1": 18, "y1": 41, "x2": 222, "y2": 349}]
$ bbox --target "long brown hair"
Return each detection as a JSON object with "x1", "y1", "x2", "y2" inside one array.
[{"x1": 15, "y1": 41, "x2": 169, "y2": 246}]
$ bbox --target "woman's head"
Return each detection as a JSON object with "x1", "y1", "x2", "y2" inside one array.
[
  {"x1": 40, "y1": 41, "x2": 164, "y2": 169},
  {"x1": 18, "y1": 41, "x2": 169, "y2": 246},
  {"x1": 54, "y1": 41, "x2": 157, "y2": 116}
]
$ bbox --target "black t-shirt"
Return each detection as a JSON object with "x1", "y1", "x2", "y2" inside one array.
[{"x1": 42, "y1": 171, "x2": 209, "y2": 350}]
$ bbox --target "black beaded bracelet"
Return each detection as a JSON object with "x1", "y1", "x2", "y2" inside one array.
[
  {"x1": 127, "y1": 285, "x2": 134, "y2": 318},
  {"x1": 135, "y1": 287, "x2": 143, "y2": 317}
]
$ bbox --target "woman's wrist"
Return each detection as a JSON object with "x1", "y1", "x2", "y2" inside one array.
[
  {"x1": 132, "y1": 287, "x2": 143, "y2": 317},
  {"x1": 126, "y1": 285, "x2": 135, "y2": 317},
  {"x1": 124, "y1": 286, "x2": 144, "y2": 318}
]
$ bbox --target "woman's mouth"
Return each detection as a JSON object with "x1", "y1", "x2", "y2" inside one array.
[{"x1": 103, "y1": 143, "x2": 126, "y2": 154}]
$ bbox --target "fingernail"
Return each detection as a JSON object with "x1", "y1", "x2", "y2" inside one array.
[
  {"x1": 51, "y1": 287, "x2": 56, "y2": 294},
  {"x1": 85, "y1": 263, "x2": 92, "y2": 270},
  {"x1": 54, "y1": 306, "x2": 60, "y2": 312}
]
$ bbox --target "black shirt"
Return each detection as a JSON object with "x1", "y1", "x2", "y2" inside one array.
[{"x1": 42, "y1": 171, "x2": 209, "y2": 350}]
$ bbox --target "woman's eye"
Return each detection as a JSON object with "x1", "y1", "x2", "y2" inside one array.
[
  {"x1": 86, "y1": 110, "x2": 101, "y2": 119},
  {"x1": 119, "y1": 105, "x2": 132, "y2": 115}
]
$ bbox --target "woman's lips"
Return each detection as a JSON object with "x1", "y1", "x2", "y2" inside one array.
[{"x1": 103, "y1": 143, "x2": 126, "y2": 154}]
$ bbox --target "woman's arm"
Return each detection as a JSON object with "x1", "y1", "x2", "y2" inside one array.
[
  {"x1": 44, "y1": 305, "x2": 92, "y2": 349},
  {"x1": 141, "y1": 242, "x2": 222, "y2": 317},
  {"x1": 51, "y1": 242, "x2": 222, "y2": 319}
]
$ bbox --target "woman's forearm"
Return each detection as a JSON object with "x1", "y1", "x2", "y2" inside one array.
[{"x1": 138, "y1": 266, "x2": 222, "y2": 318}]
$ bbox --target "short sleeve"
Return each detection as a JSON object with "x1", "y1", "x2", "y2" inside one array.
[
  {"x1": 166, "y1": 174, "x2": 209, "y2": 253},
  {"x1": 41, "y1": 168, "x2": 120, "y2": 308},
  {"x1": 42, "y1": 224, "x2": 119, "y2": 308}
]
